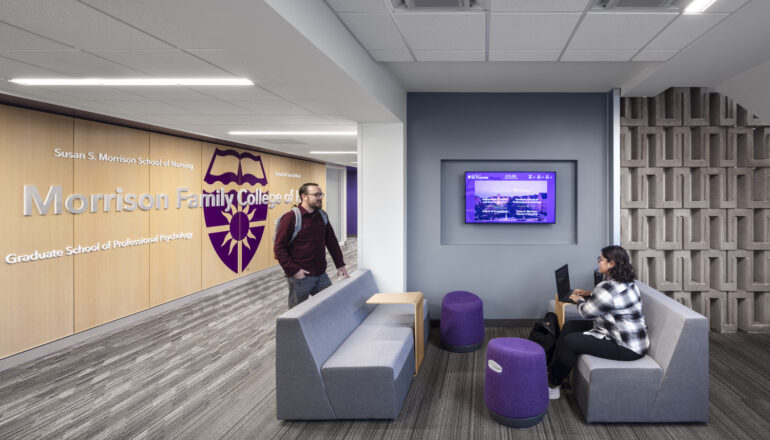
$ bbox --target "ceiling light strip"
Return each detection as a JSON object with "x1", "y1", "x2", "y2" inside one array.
[
  {"x1": 684, "y1": 0, "x2": 717, "y2": 13},
  {"x1": 9, "y1": 78, "x2": 254, "y2": 86}
]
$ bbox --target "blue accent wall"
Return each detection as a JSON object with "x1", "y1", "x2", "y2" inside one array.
[{"x1": 407, "y1": 93, "x2": 612, "y2": 319}]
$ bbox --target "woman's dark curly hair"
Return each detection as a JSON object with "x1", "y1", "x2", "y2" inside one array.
[{"x1": 601, "y1": 245, "x2": 636, "y2": 283}]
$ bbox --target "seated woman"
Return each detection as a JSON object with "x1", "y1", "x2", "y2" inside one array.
[{"x1": 548, "y1": 245, "x2": 650, "y2": 400}]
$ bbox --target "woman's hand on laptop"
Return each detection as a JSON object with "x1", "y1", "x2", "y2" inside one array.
[
  {"x1": 573, "y1": 288, "x2": 591, "y2": 297},
  {"x1": 569, "y1": 292, "x2": 583, "y2": 303}
]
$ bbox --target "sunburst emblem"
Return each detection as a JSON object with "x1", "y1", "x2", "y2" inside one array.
[{"x1": 220, "y1": 202, "x2": 261, "y2": 255}]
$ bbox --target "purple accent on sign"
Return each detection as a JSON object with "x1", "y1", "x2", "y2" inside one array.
[
  {"x1": 208, "y1": 229, "x2": 238, "y2": 273},
  {"x1": 203, "y1": 148, "x2": 268, "y2": 186},
  {"x1": 202, "y1": 189, "x2": 239, "y2": 227},
  {"x1": 346, "y1": 167, "x2": 357, "y2": 235},
  {"x1": 465, "y1": 172, "x2": 556, "y2": 224},
  {"x1": 242, "y1": 225, "x2": 265, "y2": 271},
  {"x1": 231, "y1": 211, "x2": 250, "y2": 241},
  {"x1": 203, "y1": 148, "x2": 269, "y2": 273}
]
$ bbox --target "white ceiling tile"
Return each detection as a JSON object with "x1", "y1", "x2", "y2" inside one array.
[
  {"x1": 568, "y1": 12, "x2": 678, "y2": 50},
  {"x1": 561, "y1": 50, "x2": 636, "y2": 61},
  {"x1": 414, "y1": 50, "x2": 486, "y2": 61},
  {"x1": 489, "y1": 0, "x2": 591, "y2": 12},
  {"x1": 86, "y1": 50, "x2": 232, "y2": 77},
  {"x1": 633, "y1": 50, "x2": 678, "y2": 61},
  {"x1": 186, "y1": 50, "x2": 276, "y2": 80},
  {"x1": 80, "y1": 0, "x2": 260, "y2": 49},
  {"x1": 258, "y1": 80, "x2": 326, "y2": 101},
  {"x1": 0, "y1": 55, "x2": 60, "y2": 78},
  {"x1": 292, "y1": 100, "x2": 348, "y2": 115},
  {"x1": 188, "y1": 86, "x2": 280, "y2": 101},
  {"x1": 0, "y1": 23, "x2": 72, "y2": 50},
  {"x1": 229, "y1": 100, "x2": 314, "y2": 115},
  {"x1": 0, "y1": 0, "x2": 172, "y2": 50},
  {"x1": 110, "y1": 86, "x2": 212, "y2": 101},
  {"x1": 369, "y1": 49, "x2": 414, "y2": 62},
  {"x1": 490, "y1": 13, "x2": 581, "y2": 50},
  {"x1": 393, "y1": 12, "x2": 486, "y2": 50},
  {"x1": 338, "y1": 13, "x2": 409, "y2": 51},
  {"x1": 39, "y1": 86, "x2": 148, "y2": 101},
  {"x1": 97, "y1": 100, "x2": 194, "y2": 115},
  {"x1": 706, "y1": 0, "x2": 749, "y2": 13},
  {"x1": 0, "y1": 50, "x2": 142, "y2": 75},
  {"x1": 489, "y1": 50, "x2": 561, "y2": 61},
  {"x1": 165, "y1": 100, "x2": 255, "y2": 114},
  {"x1": 327, "y1": 0, "x2": 397, "y2": 13},
  {"x1": 646, "y1": 13, "x2": 728, "y2": 50}
]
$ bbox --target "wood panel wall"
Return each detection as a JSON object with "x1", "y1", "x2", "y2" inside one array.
[{"x1": 0, "y1": 104, "x2": 327, "y2": 358}]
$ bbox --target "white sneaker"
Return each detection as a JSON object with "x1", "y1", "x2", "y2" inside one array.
[{"x1": 548, "y1": 385, "x2": 561, "y2": 400}]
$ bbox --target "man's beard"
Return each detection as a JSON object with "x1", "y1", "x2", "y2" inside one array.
[{"x1": 312, "y1": 199, "x2": 323, "y2": 210}]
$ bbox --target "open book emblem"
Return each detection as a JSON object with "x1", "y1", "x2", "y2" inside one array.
[{"x1": 203, "y1": 148, "x2": 268, "y2": 273}]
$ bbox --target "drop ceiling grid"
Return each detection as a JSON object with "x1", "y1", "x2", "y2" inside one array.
[
  {"x1": 567, "y1": 12, "x2": 679, "y2": 50},
  {"x1": 393, "y1": 12, "x2": 487, "y2": 51},
  {"x1": 489, "y1": 13, "x2": 583, "y2": 51},
  {"x1": 328, "y1": 1, "x2": 743, "y2": 63},
  {"x1": 83, "y1": 50, "x2": 235, "y2": 77},
  {"x1": 644, "y1": 13, "x2": 730, "y2": 50},
  {"x1": 0, "y1": 23, "x2": 72, "y2": 50},
  {"x1": 0, "y1": 50, "x2": 145, "y2": 76},
  {"x1": 337, "y1": 13, "x2": 412, "y2": 52},
  {"x1": 0, "y1": 0, "x2": 173, "y2": 50}
]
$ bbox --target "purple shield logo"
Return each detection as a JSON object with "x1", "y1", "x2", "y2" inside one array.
[{"x1": 203, "y1": 148, "x2": 268, "y2": 273}]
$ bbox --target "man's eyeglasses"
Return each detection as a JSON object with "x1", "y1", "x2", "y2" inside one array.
[{"x1": 307, "y1": 192, "x2": 324, "y2": 198}]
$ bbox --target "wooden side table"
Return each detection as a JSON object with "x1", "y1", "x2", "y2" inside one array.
[
  {"x1": 366, "y1": 291, "x2": 424, "y2": 374},
  {"x1": 554, "y1": 294, "x2": 571, "y2": 328}
]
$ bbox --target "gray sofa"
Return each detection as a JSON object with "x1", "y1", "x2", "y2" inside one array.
[
  {"x1": 552, "y1": 280, "x2": 709, "y2": 423},
  {"x1": 275, "y1": 269, "x2": 430, "y2": 420}
]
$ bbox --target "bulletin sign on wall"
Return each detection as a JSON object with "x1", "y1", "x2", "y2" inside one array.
[{"x1": 0, "y1": 104, "x2": 325, "y2": 358}]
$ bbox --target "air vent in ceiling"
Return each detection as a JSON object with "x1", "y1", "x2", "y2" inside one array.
[
  {"x1": 591, "y1": 0, "x2": 678, "y2": 9},
  {"x1": 403, "y1": 0, "x2": 472, "y2": 9}
]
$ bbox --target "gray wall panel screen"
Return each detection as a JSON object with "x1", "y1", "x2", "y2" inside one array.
[{"x1": 407, "y1": 93, "x2": 612, "y2": 319}]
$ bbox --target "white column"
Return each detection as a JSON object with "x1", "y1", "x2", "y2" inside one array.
[{"x1": 358, "y1": 123, "x2": 406, "y2": 292}]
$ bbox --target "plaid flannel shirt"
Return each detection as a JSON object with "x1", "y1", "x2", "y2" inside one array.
[{"x1": 576, "y1": 280, "x2": 650, "y2": 355}]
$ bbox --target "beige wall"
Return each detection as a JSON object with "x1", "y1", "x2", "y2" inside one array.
[{"x1": 0, "y1": 104, "x2": 325, "y2": 358}]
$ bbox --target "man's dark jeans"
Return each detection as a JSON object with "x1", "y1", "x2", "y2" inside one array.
[{"x1": 287, "y1": 273, "x2": 332, "y2": 308}]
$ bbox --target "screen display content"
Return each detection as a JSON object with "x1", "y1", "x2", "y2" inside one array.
[{"x1": 465, "y1": 172, "x2": 556, "y2": 224}]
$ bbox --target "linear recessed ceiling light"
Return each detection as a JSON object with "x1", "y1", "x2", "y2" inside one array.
[
  {"x1": 309, "y1": 151, "x2": 357, "y2": 154},
  {"x1": 684, "y1": 0, "x2": 717, "y2": 13},
  {"x1": 9, "y1": 78, "x2": 254, "y2": 86},
  {"x1": 229, "y1": 131, "x2": 357, "y2": 136}
]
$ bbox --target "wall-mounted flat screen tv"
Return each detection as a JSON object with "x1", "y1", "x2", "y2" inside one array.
[{"x1": 465, "y1": 172, "x2": 556, "y2": 224}]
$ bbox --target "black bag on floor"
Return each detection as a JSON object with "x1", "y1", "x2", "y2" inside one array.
[{"x1": 528, "y1": 312, "x2": 559, "y2": 364}]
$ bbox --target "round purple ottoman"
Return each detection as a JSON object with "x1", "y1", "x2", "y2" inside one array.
[
  {"x1": 484, "y1": 338, "x2": 548, "y2": 428},
  {"x1": 440, "y1": 290, "x2": 484, "y2": 352}
]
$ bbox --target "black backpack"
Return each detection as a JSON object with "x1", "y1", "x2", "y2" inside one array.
[{"x1": 528, "y1": 312, "x2": 560, "y2": 364}]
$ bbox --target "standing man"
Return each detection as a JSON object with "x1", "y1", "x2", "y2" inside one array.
[{"x1": 274, "y1": 182, "x2": 349, "y2": 308}]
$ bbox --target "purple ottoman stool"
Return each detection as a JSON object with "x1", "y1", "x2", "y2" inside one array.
[
  {"x1": 484, "y1": 338, "x2": 548, "y2": 428},
  {"x1": 440, "y1": 290, "x2": 484, "y2": 352}
]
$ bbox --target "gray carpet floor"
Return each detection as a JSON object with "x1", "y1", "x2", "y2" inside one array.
[{"x1": 0, "y1": 238, "x2": 768, "y2": 439}]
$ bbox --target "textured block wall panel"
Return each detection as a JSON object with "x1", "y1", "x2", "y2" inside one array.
[{"x1": 622, "y1": 87, "x2": 769, "y2": 333}]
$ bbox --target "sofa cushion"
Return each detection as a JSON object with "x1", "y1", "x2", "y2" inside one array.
[
  {"x1": 322, "y1": 325, "x2": 413, "y2": 378},
  {"x1": 573, "y1": 354, "x2": 663, "y2": 422},
  {"x1": 321, "y1": 325, "x2": 415, "y2": 419}
]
